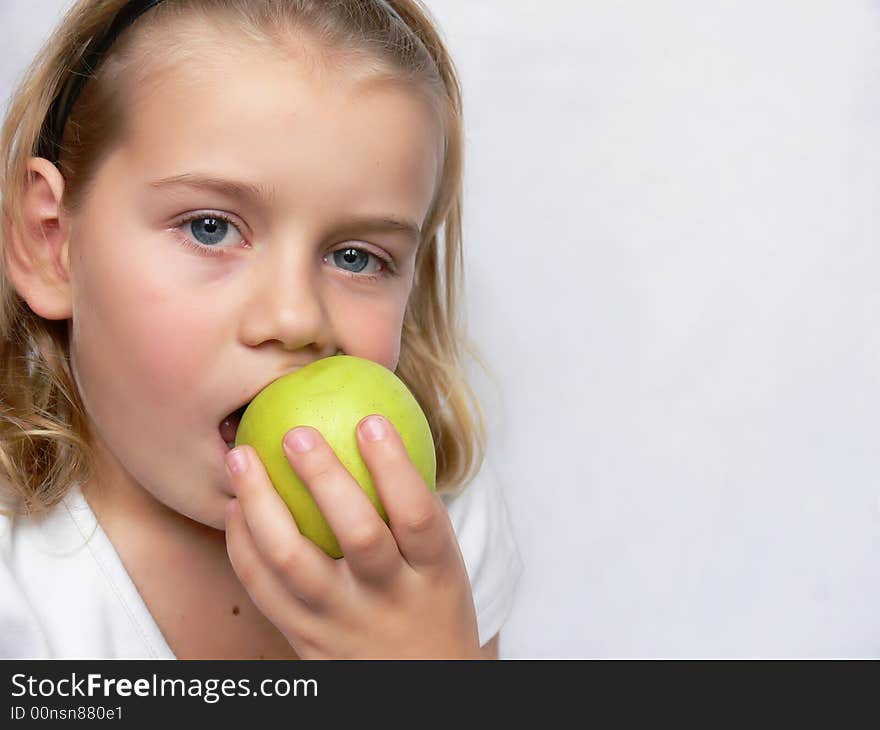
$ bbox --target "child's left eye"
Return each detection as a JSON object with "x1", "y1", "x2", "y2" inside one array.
[{"x1": 324, "y1": 247, "x2": 391, "y2": 278}]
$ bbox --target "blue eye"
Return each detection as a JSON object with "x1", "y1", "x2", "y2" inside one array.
[
  {"x1": 332, "y1": 248, "x2": 371, "y2": 273},
  {"x1": 175, "y1": 212, "x2": 245, "y2": 251},
  {"x1": 326, "y1": 247, "x2": 394, "y2": 282},
  {"x1": 188, "y1": 216, "x2": 235, "y2": 247}
]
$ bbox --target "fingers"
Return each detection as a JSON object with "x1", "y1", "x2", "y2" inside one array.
[
  {"x1": 225, "y1": 445, "x2": 336, "y2": 607},
  {"x1": 355, "y1": 415, "x2": 457, "y2": 571},
  {"x1": 224, "y1": 498, "x2": 316, "y2": 639},
  {"x1": 282, "y1": 426, "x2": 403, "y2": 583}
]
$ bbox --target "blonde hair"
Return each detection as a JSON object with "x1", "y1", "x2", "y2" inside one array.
[{"x1": 0, "y1": 0, "x2": 494, "y2": 517}]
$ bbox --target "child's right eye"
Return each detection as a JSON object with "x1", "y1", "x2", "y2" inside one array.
[{"x1": 177, "y1": 212, "x2": 246, "y2": 253}]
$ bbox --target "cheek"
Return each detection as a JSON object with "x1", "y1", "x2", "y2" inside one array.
[
  {"x1": 70, "y1": 244, "x2": 220, "y2": 409},
  {"x1": 124, "y1": 296, "x2": 217, "y2": 400},
  {"x1": 339, "y1": 291, "x2": 408, "y2": 371}
]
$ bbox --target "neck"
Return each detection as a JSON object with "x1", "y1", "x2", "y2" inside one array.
[{"x1": 81, "y1": 433, "x2": 224, "y2": 550}]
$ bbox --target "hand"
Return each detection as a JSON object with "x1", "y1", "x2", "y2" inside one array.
[{"x1": 223, "y1": 414, "x2": 481, "y2": 659}]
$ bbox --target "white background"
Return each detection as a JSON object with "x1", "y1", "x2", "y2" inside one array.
[{"x1": 2, "y1": 1, "x2": 879, "y2": 658}]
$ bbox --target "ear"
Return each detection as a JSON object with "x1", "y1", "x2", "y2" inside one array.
[{"x1": 3, "y1": 157, "x2": 72, "y2": 320}]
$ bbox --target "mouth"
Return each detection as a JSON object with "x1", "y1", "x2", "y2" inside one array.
[{"x1": 219, "y1": 402, "x2": 250, "y2": 450}]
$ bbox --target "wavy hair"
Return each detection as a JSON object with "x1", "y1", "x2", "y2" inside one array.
[{"x1": 0, "y1": 0, "x2": 494, "y2": 516}]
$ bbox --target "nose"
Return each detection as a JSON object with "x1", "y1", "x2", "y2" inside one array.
[{"x1": 238, "y1": 245, "x2": 333, "y2": 353}]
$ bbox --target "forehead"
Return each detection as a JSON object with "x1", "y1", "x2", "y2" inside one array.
[{"x1": 115, "y1": 37, "x2": 443, "y2": 219}]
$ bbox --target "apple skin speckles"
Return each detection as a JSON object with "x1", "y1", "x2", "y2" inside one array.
[{"x1": 234, "y1": 354, "x2": 436, "y2": 558}]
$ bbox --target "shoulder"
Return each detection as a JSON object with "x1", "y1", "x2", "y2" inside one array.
[
  {"x1": 0, "y1": 486, "x2": 172, "y2": 659},
  {"x1": 0, "y1": 503, "x2": 54, "y2": 657},
  {"x1": 441, "y1": 458, "x2": 521, "y2": 568},
  {"x1": 440, "y1": 458, "x2": 523, "y2": 648}
]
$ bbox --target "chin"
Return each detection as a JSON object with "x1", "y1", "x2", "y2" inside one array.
[
  {"x1": 190, "y1": 505, "x2": 232, "y2": 533},
  {"x1": 206, "y1": 513, "x2": 229, "y2": 532},
  {"x1": 202, "y1": 494, "x2": 236, "y2": 532},
  {"x1": 159, "y1": 485, "x2": 233, "y2": 533}
]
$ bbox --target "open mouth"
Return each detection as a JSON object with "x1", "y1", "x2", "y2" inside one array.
[{"x1": 219, "y1": 402, "x2": 250, "y2": 450}]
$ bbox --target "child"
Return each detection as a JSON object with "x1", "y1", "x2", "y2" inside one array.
[{"x1": 0, "y1": 0, "x2": 521, "y2": 659}]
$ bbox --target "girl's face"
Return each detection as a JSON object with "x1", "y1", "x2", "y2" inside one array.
[{"x1": 67, "y1": 41, "x2": 442, "y2": 529}]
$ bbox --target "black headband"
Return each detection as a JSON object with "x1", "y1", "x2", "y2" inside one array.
[{"x1": 39, "y1": 0, "x2": 166, "y2": 166}]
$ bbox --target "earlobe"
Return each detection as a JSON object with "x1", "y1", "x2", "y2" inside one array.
[{"x1": 3, "y1": 157, "x2": 73, "y2": 320}]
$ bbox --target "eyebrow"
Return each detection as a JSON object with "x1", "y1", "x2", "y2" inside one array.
[
  {"x1": 150, "y1": 173, "x2": 275, "y2": 204},
  {"x1": 149, "y1": 173, "x2": 422, "y2": 240}
]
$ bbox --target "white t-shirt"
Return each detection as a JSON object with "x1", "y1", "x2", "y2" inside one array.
[{"x1": 0, "y1": 461, "x2": 522, "y2": 658}]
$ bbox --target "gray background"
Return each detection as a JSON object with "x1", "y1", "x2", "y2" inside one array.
[{"x1": 2, "y1": 1, "x2": 879, "y2": 657}]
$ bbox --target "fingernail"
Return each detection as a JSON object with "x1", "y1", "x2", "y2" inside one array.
[
  {"x1": 226, "y1": 447, "x2": 247, "y2": 475},
  {"x1": 285, "y1": 427, "x2": 316, "y2": 453},
  {"x1": 361, "y1": 415, "x2": 387, "y2": 441}
]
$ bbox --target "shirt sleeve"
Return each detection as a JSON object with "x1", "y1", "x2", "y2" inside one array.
[{"x1": 441, "y1": 458, "x2": 523, "y2": 648}]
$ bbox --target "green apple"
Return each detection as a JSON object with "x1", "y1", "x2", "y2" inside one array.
[{"x1": 234, "y1": 354, "x2": 436, "y2": 558}]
